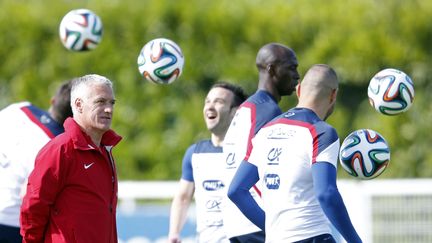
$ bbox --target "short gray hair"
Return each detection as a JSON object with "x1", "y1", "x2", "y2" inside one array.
[{"x1": 70, "y1": 74, "x2": 113, "y2": 114}]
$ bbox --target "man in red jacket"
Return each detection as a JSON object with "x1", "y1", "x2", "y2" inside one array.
[{"x1": 20, "y1": 74, "x2": 122, "y2": 243}]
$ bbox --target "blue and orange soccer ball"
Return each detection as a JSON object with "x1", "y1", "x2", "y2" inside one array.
[
  {"x1": 59, "y1": 9, "x2": 103, "y2": 51},
  {"x1": 137, "y1": 38, "x2": 185, "y2": 85},
  {"x1": 368, "y1": 68, "x2": 414, "y2": 116},
  {"x1": 339, "y1": 129, "x2": 390, "y2": 180}
]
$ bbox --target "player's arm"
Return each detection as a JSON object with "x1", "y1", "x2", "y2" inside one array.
[
  {"x1": 227, "y1": 160, "x2": 265, "y2": 230},
  {"x1": 168, "y1": 144, "x2": 196, "y2": 243},
  {"x1": 168, "y1": 179, "x2": 195, "y2": 243},
  {"x1": 20, "y1": 145, "x2": 62, "y2": 243},
  {"x1": 312, "y1": 162, "x2": 362, "y2": 243}
]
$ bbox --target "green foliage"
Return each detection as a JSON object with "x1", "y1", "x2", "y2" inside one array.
[{"x1": 1, "y1": 0, "x2": 431, "y2": 179}]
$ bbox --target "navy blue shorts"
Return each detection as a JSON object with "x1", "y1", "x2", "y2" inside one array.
[
  {"x1": 0, "y1": 224, "x2": 22, "y2": 243},
  {"x1": 229, "y1": 230, "x2": 265, "y2": 243}
]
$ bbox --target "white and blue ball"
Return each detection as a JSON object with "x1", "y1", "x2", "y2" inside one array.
[
  {"x1": 137, "y1": 38, "x2": 184, "y2": 85},
  {"x1": 368, "y1": 68, "x2": 414, "y2": 115},
  {"x1": 339, "y1": 129, "x2": 390, "y2": 180},
  {"x1": 59, "y1": 9, "x2": 103, "y2": 51}
]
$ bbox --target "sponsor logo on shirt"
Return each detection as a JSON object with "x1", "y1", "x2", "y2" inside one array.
[
  {"x1": 264, "y1": 174, "x2": 280, "y2": 189},
  {"x1": 205, "y1": 197, "x2": 222, "y2": 211},
  {"x1": 204, "y1": 197, "x2": 223, "y2": 227},
  {"x1": 205, "y1": 219, "x2": 223, "y2": 227},
  {"x1": 267, "y1": 127, "x2": 296, "y2": 139},
  {"x1": 0, "y1": 152, "x2": 10, "y2": 168},
  {"x1": 267, "y1": 148, "x2": 282, "y2": 165},
  {"x1": 202, "y1": 180, "x2": 225, "y2": 191},
  {"x1": 225, "y1": 152, "x2": 236, "y2": 168}
]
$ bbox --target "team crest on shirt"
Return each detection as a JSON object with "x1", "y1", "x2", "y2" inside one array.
[
  {"x1": 264, "y1": 174, "x2": 280, "y2": 189},
  {"x1": 40, "y1": 114, "x2": 52, "y2": 124},
  {"x1": 283, "y1": 112, "x2": 295, "y2": 118}
]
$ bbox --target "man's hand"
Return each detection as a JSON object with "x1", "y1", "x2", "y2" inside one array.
[{"x1": 167, "y1": 234, "x2": 181, "y2": 243}]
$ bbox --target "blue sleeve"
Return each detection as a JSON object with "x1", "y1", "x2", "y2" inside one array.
[
  {"x1": 227, "y1": 160, "x2": 265, "y2": 230},
  {"x1": 181, "y1": 144, "x2": 195, "y2": 182},
  {"x1": 312, "y1": 162, "x2": 362, "y2": 243}
]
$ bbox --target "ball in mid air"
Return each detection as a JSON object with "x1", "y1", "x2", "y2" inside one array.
[
  {"x1": 368, "y1": 68, "x2": 414, "y2": 115},
  {"x1": 137, "y1": 38, "x2": 184, "y2": 85},
  {"x1": 339, "y1": 129, "x2": 390, "y2": 180},
  {"x1": 59, "y1": 9, "x2": 103, "y2": 51}
]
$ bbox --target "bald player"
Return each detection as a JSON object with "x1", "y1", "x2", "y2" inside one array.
[
  {"x1": 222, "y1": 43, "x2": 300, "y2": 242},
  {"x1": 228, "y1": 64, "x2": 362, "y2": 243}
]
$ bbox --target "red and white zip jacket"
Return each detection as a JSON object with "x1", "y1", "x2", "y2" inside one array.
[{"x1": 20, "y1": 118, "x2": 122, "y2": 243}]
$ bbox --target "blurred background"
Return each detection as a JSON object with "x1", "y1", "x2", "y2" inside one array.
[{"x1": 1, "y1": 0, "x2": 431, "y2": 242}]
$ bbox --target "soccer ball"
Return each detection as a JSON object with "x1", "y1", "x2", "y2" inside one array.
[
  {"x1": 339, "y1": 129, "x2": 390, "y2": 179},
  {"x1": 137, "y1": 38, "x2": 184, "y2": 84},
  {"x1": 367, "y1": 68, "x2": 414, "y2": 115},
  {"x1": 59, "y1": 9, "x2": 103, "y2": 51}
]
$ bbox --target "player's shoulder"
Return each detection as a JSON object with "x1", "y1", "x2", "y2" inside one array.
[
  {"x1": 243, "y1": 91, "x2": 281, "y2": 122},
  {"x1": 193, "y1": 139, "x2": 222, "y2": 153},
  {"x1": 0, "y1": 101, "x2": 32, "y2": 113},
  {"x1": 272, "y1": 108, "x2": 336, "y2": 130},
  {"x1": 312, "y1": 120, "x2": 339, "y2": 146},
  {"x1": 246, "y1": 90, "x2": 277, "y2": 105},
  {"x1": 43, "y1": 131, "x2": 71, "y2": 149},
  {"x1": 36, "y1": 132, "x2": 69, "y2": 158},
  {"x1": 314, "y1": 119, "x2": 337, "y2": 134},
  {"x1": 0, "y1": 102, "x2": 36, "y2": 128}
]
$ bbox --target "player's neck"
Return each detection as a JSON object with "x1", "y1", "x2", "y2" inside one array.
[
  {"x1": 211, "y1": 133, "x2": 223, "y2": 147},
  {"x1": 297, "y1": 102, "x2": 327, "y2": 120},
  {"x1": 257, "y1": 85, "x2": 281, "y2": 103}
]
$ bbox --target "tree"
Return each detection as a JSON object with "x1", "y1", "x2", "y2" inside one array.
[{"x1": 1, "y1": 0, "x2": 431, "y2": 179}]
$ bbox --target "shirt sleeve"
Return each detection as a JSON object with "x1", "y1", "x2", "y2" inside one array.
[
  {"x1": 20, "y1": 144, "x2": 63, "y2": 243},
  {"x1": 312, "y1": 161, "x2": 362, "y2": 243},
  {"x1": 227, "y1": 160, "x2": 265, "y2": 230},
  {"x1": 313, "y1": 124, "x2": 340, "y2": 167},
  {"x1": 181, "y1": 144, "x2": 196, "y2": 182}
]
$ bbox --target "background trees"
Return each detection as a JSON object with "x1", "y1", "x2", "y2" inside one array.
[{"x1": 1, "y1": 0, "x2": 431, "y2": 179}]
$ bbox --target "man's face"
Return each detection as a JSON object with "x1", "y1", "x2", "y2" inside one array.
[
  {"x1": 275, "y1": 53, "x2": 300, "y2": 96},
  {"x1": 80, "y1": 83, "x2": 115, "y2": 135},
  {"x1": 203, "y1": 87, "x2": 235, "y2": 136}
]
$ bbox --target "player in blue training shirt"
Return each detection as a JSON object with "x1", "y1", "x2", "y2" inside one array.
[
  {"x1": 228, "y1": 64, "x2": 362, "y2": 243},
  {"x1": 168, "y1": 82, "x2": 248, "y2": 243},
  {"x1": 222, "y1": 43, "x2": 300, "y2": 242}
]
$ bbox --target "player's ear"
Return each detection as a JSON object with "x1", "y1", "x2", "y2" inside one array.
[
  {"x1": 266, "y1": 64, "x2": 275, "y2": 76},
  {"x1": 74, "y1": 98, "x2": 83, "y2": 113},
  {"x1": 329, "y1": 88, "x2": 338, "y2": 104},
  {"x1": 296, "y1": 84, "x2": 301, "y2": 98}
]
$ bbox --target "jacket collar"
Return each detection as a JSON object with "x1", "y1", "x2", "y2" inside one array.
[{"x1": 64, "y1": 117, "x2": 122, "y2": 150}]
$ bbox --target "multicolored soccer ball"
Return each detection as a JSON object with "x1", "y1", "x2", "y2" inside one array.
[
  {"x1": 339, "y1": 129, "x2": 390, "y2": 180},
  {"x1": 137, "y1": 38, "x2": 184, "y2": 84},
  {"x1": 367, "y1": 68, "x2": 414, "y2": 115},
  {"x1": 59, "y1": 9, "x2": 103, "y2": 51}
]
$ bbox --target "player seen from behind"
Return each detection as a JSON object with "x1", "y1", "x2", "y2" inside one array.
[{"x1": 228, "y1": 64, "x2": 362, "y2": 243}]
